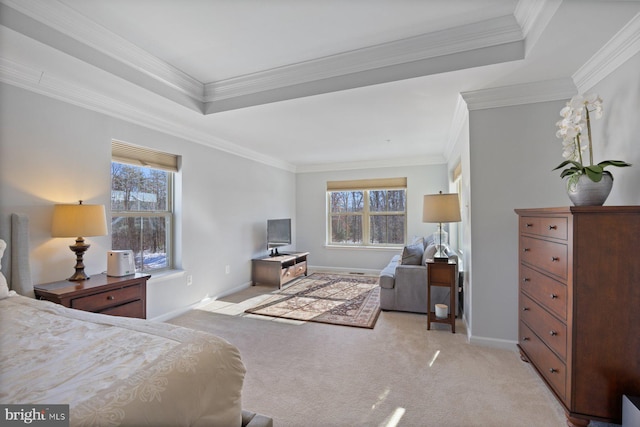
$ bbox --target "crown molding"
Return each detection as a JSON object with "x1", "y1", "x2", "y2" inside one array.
[
  {"x1": 573, "y1": 12, "x2": 640, "y2": 93},
  {"x1": 0, "y1": 56, "x2": 295, "y2": 172},
  {"x1": 460, "y1": 78, "x2": 577, "y2": 110},
  {"x1": 2, "y1": 0, "x2": 526, "y2": 114},
  {"x1": 514, "y1": 0, "x2": 562, "y2": 54},
  {"x1": 295, "y1": 155, "x2": 445, "y2": 174},
  {"x1": 0, "y1": 0, "x2": 204, "y2": 102},
  {"x1": 206, "y1": 15, "x2": 523, "y2": 103}
]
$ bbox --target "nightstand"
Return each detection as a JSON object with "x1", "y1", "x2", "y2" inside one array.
[
  {"x1": 426, "y1": 259, "x2": 456, "y2": 333},
  {"x1": 34, "y1": 273, "x2": 150, "y2": 319}
]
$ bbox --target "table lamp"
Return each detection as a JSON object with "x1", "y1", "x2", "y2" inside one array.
[
  {"x1": 51, "y1": 201, "x2": 108, "y2": 281},
  {"x1": 422, "y1": 191, "x2": 461, "y2": 262}
]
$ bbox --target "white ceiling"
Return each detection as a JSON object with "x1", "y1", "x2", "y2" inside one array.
[{"x1": 1, "y1": 0, "x2": 639, "y2": 171}]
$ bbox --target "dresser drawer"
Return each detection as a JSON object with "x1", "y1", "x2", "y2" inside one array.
[
  {"x1": 520, "y1": 236, "x2": 568, "y2": 279},
  {"x1": 71, "y1": 283, "x2": 143, "y2": 312},
  {"x1": 519, "y1": 321, "x2": 567, "y2": 402},
  {"x1": 520, "y1": 216, "x2": 540, "y2": 235},
  {"x1": 538, "y1": 216, "x2": 568, "y2": 240},
  {"x1": 520, "y1": 265, "x2": 567, "y2": 321},
  {"x1": 520, "y1": 293, "x2": 567, "y2": 359}
]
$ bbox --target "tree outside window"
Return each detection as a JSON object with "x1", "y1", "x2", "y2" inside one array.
[
  {"x1": 111, "y1": 162, "x2": 172, "y2": 272},
  {"x1": 328, "y1": 188, "x2": 406, "y2": 246}
]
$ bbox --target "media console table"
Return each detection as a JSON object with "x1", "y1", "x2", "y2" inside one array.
[{"x1": 251, "y1": 252, "x2": 309, "y2": 288}]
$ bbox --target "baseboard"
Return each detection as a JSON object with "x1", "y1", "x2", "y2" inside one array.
[
  {"x1": 468, "y1": 334, "x2": 519, "y2": 351},
  {"x1": 216, "y1": 281, "x2": 254, "y2": 298},
  {"x1": 150, "y1": 302, "x2": 199, "y2": 322},
  {"x1": 151, "y1": 281, "x2": 253, "y2": 322}
]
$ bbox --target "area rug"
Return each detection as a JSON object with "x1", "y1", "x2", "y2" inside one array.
[{"x1": 245, "y1": 273, "x2": 381, "y2": 329}]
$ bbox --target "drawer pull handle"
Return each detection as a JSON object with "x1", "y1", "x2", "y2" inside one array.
[
  {"x1": 107, "y1": 295, "x2": 115, "y2": 300},
  {"x1": 522, "y1": 278, "x2": 530, "y2": 283},
  {"x1": 523, "y1": 248, "x2": 531, "y2": 252},
  {"x1": 522, "y1": 307, "x2": 530, "y2": 311},
  {"x1": 549, "y1": 368, "x2": 558, "y2": 374},
  {"x1": 526, "y1": 223, "x2": 533, "y2": 228},
  {"x1": 548, "y1": 225, "x2": 557, "y2": 230},
  {"x1": 549, "y1": 330, "x2": 558, "y2": 336},
  {"x1": 551, "y1": 256, "x2": 560, "y2": 262},
  {"x1": 550, "y1": 294, "x2": 558, "y2": 299}
]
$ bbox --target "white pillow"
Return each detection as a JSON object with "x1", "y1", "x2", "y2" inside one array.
[
  {"x1": 0, "y1": 239, "x2": 9, "y2": 299},
  {"x1": 422, "y1": 243, "x2": 438, "y2": 265}
]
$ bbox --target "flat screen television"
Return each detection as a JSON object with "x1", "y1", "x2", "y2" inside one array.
[{"x1": 267, "y1": 218, "x2": 291, "y2": 256}]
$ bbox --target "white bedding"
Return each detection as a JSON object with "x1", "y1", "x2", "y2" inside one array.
[{"x1": 0, "y1": 294, "x2": 246, "y2": 427}]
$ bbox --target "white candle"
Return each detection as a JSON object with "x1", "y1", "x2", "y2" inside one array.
[{"x1": 435, "y1": 304, "x2": 448, "y2": 318}]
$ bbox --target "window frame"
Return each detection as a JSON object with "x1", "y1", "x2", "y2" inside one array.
[
  {"x1": 110, "y1": 141, "x2": 177, "y2": 273},
  {"x1": 327, "y1": 185, "x2": 407, "y2": 248}
]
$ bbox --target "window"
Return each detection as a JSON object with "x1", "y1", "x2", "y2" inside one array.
[
  {"x1": 327, "y1": 178, "x2": 407, "y2": 247},
  {"x1": 111, "y1": 141, "x2": 178, "y2": 272}
]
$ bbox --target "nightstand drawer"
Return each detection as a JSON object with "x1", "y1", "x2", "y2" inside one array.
[
  {"x1": 72, "y1": 283, "x2": 143, "y2": 312},
  {"x1": 100, "y1": 299, "x2": 145, "y2": 318},
  {"x1": 428, "y1": 263, "x2": 455, "y2": 285}
]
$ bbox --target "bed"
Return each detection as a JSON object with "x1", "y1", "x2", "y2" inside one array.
[{"x1": 0, "y1": 214, "x2": 272, "y2": 427}]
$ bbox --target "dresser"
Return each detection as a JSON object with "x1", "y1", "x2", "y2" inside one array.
[
  {"x1": 515, "y1": 207, "x2": 640, "y2": 427},
  {"x1": 34, "y1": 273, "x2": 150, "y2": 319}
]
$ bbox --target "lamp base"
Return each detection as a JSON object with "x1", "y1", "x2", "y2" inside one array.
[
  {"x1": 68, "y1": 238, "x2": 91, "y2": 281},
  {"x1": 433, "y1": 244, "x2": 449, "y2": 262}
]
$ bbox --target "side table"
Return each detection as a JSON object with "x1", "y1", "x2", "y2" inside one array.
[
  {"x1": 34, "y1": 273, "x2": 150, "y2": 319},
  {"x1": 426, "y1": 259, "x2": 457, "y2": 333}
]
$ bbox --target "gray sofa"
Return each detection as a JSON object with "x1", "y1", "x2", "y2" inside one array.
[{"x1": 379, "y1": 236, "x2": 458, "y2": 315}]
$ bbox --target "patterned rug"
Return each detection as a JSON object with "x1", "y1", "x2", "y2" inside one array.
[{"x1": 245, "y1": 273, "x2": 381, "y2": 329}]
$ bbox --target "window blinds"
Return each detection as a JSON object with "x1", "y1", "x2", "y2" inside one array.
[
  {"x1": 111, "y1": 140, "x2": 179, "y2": 172},
  {"x1": 326, "y1": 177, "x2": 407, "y2": 191}
]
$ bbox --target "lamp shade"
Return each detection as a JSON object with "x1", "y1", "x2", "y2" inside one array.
[
  {"x1": 51, "y1": 203, "x2": 108, "y2": 238},
  {"x1": 422, "y1": 193, "x2": 461, "y2": 223}
]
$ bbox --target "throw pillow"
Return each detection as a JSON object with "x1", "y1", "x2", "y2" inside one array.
[
  {"x1": 401, "y1": 243, "x2": 424, "y2": 265},
  {"x1": 409, "y1": 236, "x2": 424, "y2": 248},
  {"x1": 422, "y1": 244, "x2": 438, "y2": 265}
]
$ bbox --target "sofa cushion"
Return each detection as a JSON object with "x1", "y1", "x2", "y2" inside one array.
[{"x1": 401, "y1": 243, "x2": 424, "y2": 265}]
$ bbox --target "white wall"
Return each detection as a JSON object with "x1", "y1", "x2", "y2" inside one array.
[
  {"x1": 464, "y1": 51, "x2": 640, "y2": 347},
  {"x1": 584, "y1": 51, "x2": 640, "y2": 206},
  {"x1": 296, "y1": 164, "x2": 448, "y2": 272},
  {"x1": 0, "y1": 83, "x2": 296, "y2": 319}
]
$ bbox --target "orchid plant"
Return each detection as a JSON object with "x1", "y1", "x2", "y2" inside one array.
[{"x1": 553, "y1": 93, "x2": 630, "y2": 184}]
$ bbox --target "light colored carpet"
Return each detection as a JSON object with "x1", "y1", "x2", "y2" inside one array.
[{"x1": 169, "y1": 307, "x2": 572, "y2": 427}]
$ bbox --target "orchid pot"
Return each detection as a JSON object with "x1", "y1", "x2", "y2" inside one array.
[{"x1": 553, "y1": 94, "x2": 631, "y2": 206}]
